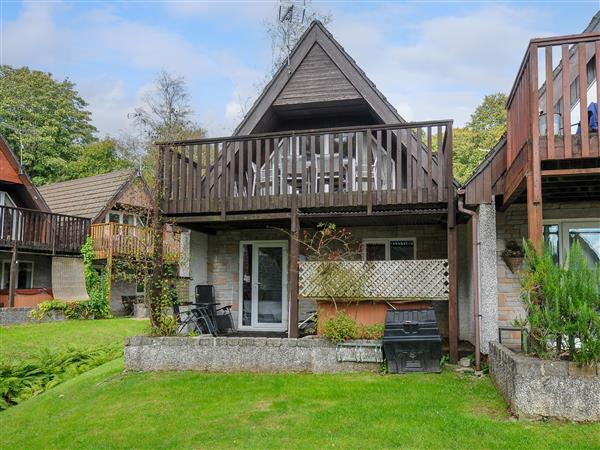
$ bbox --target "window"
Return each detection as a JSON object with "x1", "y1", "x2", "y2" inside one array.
[
  {"x1": 1, "y1": 261, "x2": 33, "y2": 289},
  {"x1": 363, "y1": 238, "x2": 416, "y2": 261},
  {"x1": 543, "y1": 220, "x2": 600, "y2": 266},
  {"x1": 105, "y1": 210, "x2": 143, "y2": 227},
  {"x1": 0, "y1": 191, "x2": 16, "y2": 208}
]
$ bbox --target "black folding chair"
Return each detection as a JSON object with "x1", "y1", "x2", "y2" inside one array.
[
  {"x1": 195, "y1": 285, "x2": 235, "y2": 335},
  {"x1": 173, "y1": 300, "x2": 216, "y2": 336}
]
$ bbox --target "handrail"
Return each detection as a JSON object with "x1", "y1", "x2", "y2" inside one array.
[{"x1": 156, "y1": 119, "x2": 453, "y2": 146}]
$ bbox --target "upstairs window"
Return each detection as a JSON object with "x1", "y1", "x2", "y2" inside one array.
[{"x1": 0, "y1": 192, "x2": 16, "y2": 208}]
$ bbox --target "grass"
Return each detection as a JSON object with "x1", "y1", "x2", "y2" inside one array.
[
  {"x1": 0, "y1": 318, "x2": 148, "y2": 364},
  {"x1": 1, "y1": 359, "x2": 599, "y2": 449}
]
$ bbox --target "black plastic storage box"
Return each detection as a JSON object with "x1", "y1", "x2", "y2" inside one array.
[{"x1": 383, "y1": 309, "x2": 442, "y2": 373}]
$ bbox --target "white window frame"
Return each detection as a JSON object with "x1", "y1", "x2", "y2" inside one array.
[
  {"x1": 105, "y1": 210, "x2": 144, "y2": 227},
  {"x1": 1, "y1": 260, "x2": 34, "y2": 290},
  {"x1": 362, "y1": 238, "x2": 417, "y2": 261},
  {"x1": 542, "y1": 218, "x2": 600, "y2": 264}
]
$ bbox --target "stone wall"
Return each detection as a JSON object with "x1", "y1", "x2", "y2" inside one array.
[
  {"x1": 124, "y1": 336, "x2": 381, "y2": 373},
  {"x1": 489, "y1": 342, "x2": 600, "y2": 422},
  {"x1": 0, "y1": 307, "x2": 64, "y2": 325}
]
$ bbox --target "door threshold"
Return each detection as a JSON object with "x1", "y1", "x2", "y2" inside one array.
[{"x1": 231, "y1": 330, "x2": 288, "y2": 338}]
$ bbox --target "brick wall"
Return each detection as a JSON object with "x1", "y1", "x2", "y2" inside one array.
[{"x1": 496, "y1": 201, "x2": 600, "y2": 345}]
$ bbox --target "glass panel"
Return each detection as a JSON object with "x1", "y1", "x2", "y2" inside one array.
[
  {"x1": 390, "y1": 240, "x2": 415, "y2": 260},
  {"x1": 123, "y1": 214, "x2": 135, "y2": 226},
  {"x1": 543, "y1": 224, "x2": 560, "y2": 265},
  {"x1": 366, "y1": 243, "x2": 386, "y2": 261},
  {"x1": 242, "y1": 244, "x2": 252, "y2": 326},
  {"x1": 568, "y1": 226, "x2": 600, "y2": 267},
  {"x1": 2, "y1": 262, "x2": 33, "y2": 289},
  {"x1": 257, "y1": 246, "x2": 283, "y2": 324},
  {"x1": 17, "y1": 263, "x2": 33, "y2": 289},
  {"x1": 108, "y1": 213, "x2": 120, "y2": 224}
]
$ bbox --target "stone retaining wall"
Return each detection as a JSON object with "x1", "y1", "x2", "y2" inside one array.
[
  {"x1": 489, "y1": 342, "x2": 599, "y2": 422},
  {"x1": 0, "y1": 307, "x2": 64, "y2": 326},
  {"x1": 124, "y1": 336, "x2": 382, "y2": 373}
]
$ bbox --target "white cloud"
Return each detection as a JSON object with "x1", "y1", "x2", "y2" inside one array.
[{"x1": 330, "y1": 5, "x2": 552, "y2": 125}]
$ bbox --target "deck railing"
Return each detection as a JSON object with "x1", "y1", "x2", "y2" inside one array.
[
  {"x1": 158, "y1": 120, "x2": 453, "y2": 216},
  {"x1": 0, "y1": 205, "x2": 90, "y2": 254},
  {"x1": 298, "y1": 259, "x2": 449, "y2": 301},
  {"x1": 90, "y1": 223, "x2": 181, "y2": 263},
  {"x1": 507, "y1": 33, "x2": 600, "y2": 168}
]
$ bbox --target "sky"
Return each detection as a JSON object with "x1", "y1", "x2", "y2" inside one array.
[{"x1": 1, "y1": 1, "x2": 599, "y2": 139}]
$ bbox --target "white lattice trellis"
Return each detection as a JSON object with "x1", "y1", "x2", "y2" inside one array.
[{"x1": 298, "y1": 259, "x2": 449, "y2": 301}]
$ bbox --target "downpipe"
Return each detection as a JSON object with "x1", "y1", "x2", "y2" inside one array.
[{"x1": 457, "y1": 191, "x2": 481, "y2": 371}]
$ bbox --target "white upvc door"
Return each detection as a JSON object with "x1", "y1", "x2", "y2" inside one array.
[{"x1": 238, "y1": 241, "x2": 288, "y2": 331}]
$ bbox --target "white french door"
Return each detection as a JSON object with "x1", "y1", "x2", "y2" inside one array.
[{"x1": 238, "y1": 241, "x2": 288, "y2": 331}]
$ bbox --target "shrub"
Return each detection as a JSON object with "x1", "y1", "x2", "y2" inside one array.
[
  {"x1": 322, "y1": 312, "x2": 385, "y2": 342},
  {"x1": 0, "y1": 345, "x2": 120, "y2": 410},
  {"x1": 323, "y1": 312, "x2": 360, "y2": 342},
  {"x1": 516, "y1": 240, "x2": 600, "y2": 365}
]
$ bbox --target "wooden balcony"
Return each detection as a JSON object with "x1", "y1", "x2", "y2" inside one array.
[
  {"x1": 505, "y1": 32, "x2": 600, "y2": 204},
  {"x1": 90, "y1": 223, "x2": 181, "y2": 263},
  {"x1": 0, "y1": 205, "x2": 90, "y2": 255},
  {"x1": 158, "y1": 120, "x2": 453, "y2": 218}
]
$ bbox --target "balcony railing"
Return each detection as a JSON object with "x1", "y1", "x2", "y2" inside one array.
[
  {"x1": 158, "y1": 121, "x2": 453, "y2": 216},
  {"x1": 90, "y1": 223, "x2": 181, "y2": 263},
  {"x1": 507, "y1": 32, "x2": 600, "y2": 168},
  {"x1": 298, "y1": 259, "x2": 449, "y2": 301},
  {"x1": 0, "y1": 205, "x2": 90, "y2": 255}
]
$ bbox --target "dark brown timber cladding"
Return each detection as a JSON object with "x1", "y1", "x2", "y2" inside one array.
[{"x1": 273, "y1": 44, "x2": 361, "y2": 106}]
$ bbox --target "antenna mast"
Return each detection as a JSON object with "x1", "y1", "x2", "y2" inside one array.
[{"x1": 278, "y1": 0, "x2": 306, "y2": 72}]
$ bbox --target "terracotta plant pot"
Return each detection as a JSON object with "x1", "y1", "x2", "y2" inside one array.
[{"x1": 502, "y1": 255, "x2": 524, "y2": 274}]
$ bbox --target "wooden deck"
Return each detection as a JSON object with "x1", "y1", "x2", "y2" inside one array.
[
  {"x1": 158, "y1": 120, "x2": 453, "y2": 218},
  {"x1": 0, "y1": 205, "x2": 90, "y2": 255},
  {"x1": 90, "y1": 223, "x2": 180, "y2": 263}
]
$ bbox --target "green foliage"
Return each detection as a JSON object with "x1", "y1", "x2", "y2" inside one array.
[
  {"x1": 0, "y1": 65, "x2": 97, "y2": 184},
  {"x1": 151, "y1": 315, "x2": 178, "y2": 337},
  {"x1": 0, "y1": 345, "x2": 120, "y2": 410},
  {"x1": 453, "y1": 93, "x2": 508, "y2": 184},
  {"x1": 322, "y1": 312, "x2": 384, "y2": 342},
  {"x1": 516, "y1": 240, "x2": 600, "y2": 365},
  {"x1": 63, "y1": 138, "x2": 133, "y2": 181}
]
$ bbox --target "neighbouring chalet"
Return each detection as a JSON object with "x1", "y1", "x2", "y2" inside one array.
[
  {"x1": 39, "y1": 170, "x2": 183, "y2": 315},
  {"x1": 156, "y1": 18, "x2": 600, "y2": 363},
  {"x1": 463, "y1": 14, "x2": 600, "y2": 350},
  {"x1": 157, "y1": 21, "x2": 463, "y2": 359},
  {"x1": 0, "y1": 137, "x2": 89, "y2": 308}
]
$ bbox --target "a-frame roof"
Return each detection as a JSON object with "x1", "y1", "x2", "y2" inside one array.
[
  {"x1": 0, "y1": 135, "x2": 49, "y2": 211},
  {"x1": 233, "y1": 20, "x2": 406, "y2": 136},
  {"x1": 39, "y1": 169, "x2": 149, "y2": 223}
]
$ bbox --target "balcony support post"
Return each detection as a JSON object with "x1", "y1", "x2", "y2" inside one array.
[
  {"x1": 288, "y1": 207, "x2": 300, "y2": 338},
  {"x1": 446, "y1": 125, "x2": 458, "y2": 364},
  {"x1": 8, "y1": 242, "x2": 17, "y2": 307},
  {"x1": 527, "y1": 45, "x2": 543, "y2": 251}
]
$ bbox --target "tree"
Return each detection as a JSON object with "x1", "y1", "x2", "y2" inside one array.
[
  {"x1": 64, "y1": 138, "x2": 134, "y2": 181},
  {"x1": 0, "y1": 66, "x2": 97, "y2": 184},
  {"x1": 452, "y1": 93, "x2": 508, "y2": 183},
  {"x1": 130, "y1": 70, "x2": 205, "y2": 179}
]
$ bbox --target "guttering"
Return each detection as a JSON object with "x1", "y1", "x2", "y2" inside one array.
[{"x1": 457, "y1": 190, "x2": 481, "y2": 371}]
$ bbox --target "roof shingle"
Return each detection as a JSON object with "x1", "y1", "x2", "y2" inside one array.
[{"x1": 39, "y1": 170, "x2": 134, "y2": 221}]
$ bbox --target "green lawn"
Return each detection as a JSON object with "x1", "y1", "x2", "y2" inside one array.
[
  {"x1": 0, "y1": 318, "x2": 148, "y2": 364},
  {"x1": 1, "y1": 358, "x2": 598, "y2": 449}
]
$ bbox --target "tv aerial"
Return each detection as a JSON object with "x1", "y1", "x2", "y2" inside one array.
[{"x1": 278, "y1": 0, "x2": 307, "y2": 71}]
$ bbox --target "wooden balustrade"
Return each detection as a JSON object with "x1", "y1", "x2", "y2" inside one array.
[
  {"x1": 507, "y1": 33, "x2": 600, "y2": 170},
  {"x1": 158, "y1": 120, "x2": 453, "y2": 216},
  {"x1": 0, "y1": 205, "x2": 90, "y2": 254},
  {"x1": 90, "y1": 223, "x2": 181, "y2": 263}
]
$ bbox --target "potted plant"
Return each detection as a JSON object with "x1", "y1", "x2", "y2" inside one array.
[{"x1": 502, "y1": 240, "x2": 524, "y2": 273}]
